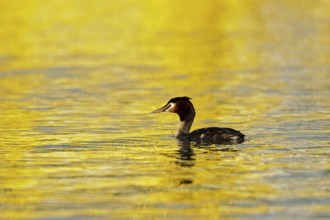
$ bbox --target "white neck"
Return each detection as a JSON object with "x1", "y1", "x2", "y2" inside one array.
[{"x1": 175, "y1": 116, "x2": 194, "y2": 138}]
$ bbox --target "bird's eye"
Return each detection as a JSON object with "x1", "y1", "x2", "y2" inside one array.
[{"x1": 165, "y1": 103, "x2": 175, "y2": 111}]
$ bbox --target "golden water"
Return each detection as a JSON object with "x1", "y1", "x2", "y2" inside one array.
[{"x1": 0, "y1": 0, "x2": 329, "y2": 219}]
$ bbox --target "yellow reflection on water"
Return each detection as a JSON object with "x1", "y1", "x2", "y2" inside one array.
[{"x1": 0, "y1": 0, "x2": 329, "y2": 219}]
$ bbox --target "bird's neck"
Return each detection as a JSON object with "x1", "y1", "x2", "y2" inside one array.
[{"x1": 175, "y1": 112, "x2": 195, "y2": 138}]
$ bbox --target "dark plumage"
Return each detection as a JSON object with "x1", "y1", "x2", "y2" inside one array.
[{"x1": 186, "y1": 127, "x2": 245, "y2": 145}]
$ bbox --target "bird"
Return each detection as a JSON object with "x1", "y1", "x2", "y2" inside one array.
[{"x1": 151, "y1": 96, "x2": 246, "y2": 145}]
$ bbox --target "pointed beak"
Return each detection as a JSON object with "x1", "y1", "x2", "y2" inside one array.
[{"x1": 150, "y1": 104, "x2": 170, "y2": 114}]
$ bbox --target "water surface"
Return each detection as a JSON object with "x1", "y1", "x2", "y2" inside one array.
[{"x1": 0, "y1": 0, "x2": 329, "y2": 219}]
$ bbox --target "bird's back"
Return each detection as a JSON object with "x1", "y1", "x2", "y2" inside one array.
[{"x1": 186, "y1": 127, "x2": 246, "y2": 145}]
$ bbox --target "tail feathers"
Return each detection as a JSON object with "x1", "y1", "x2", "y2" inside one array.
[{"x1": 244, "y1": 136, "x2": 250, "y2": 141}]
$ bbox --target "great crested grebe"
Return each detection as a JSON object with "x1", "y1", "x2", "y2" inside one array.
[{"x1": 151, "y1": 97, "x2": 246, "y2": 145}]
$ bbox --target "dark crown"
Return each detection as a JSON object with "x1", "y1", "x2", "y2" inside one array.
[{"x1": 167, "y1": 96, "x2": 192, "y2": 104}]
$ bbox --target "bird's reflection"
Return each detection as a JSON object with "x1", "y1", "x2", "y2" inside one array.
[
  {"x1": 174, "y1": 140, "x2": 195, "y2": 185},
  {"x1": 175, "y1": 140, "x2": 195, "y2": 167},
  {"x1": 175, "y1": 140, "x2": 241, "y2": 167},
  {"x1": 179, "y1": 179, "x2": 193, "y2": 185},
  {"x1": 173, "y1": 140, "x2": 241, "y2": 185}
]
